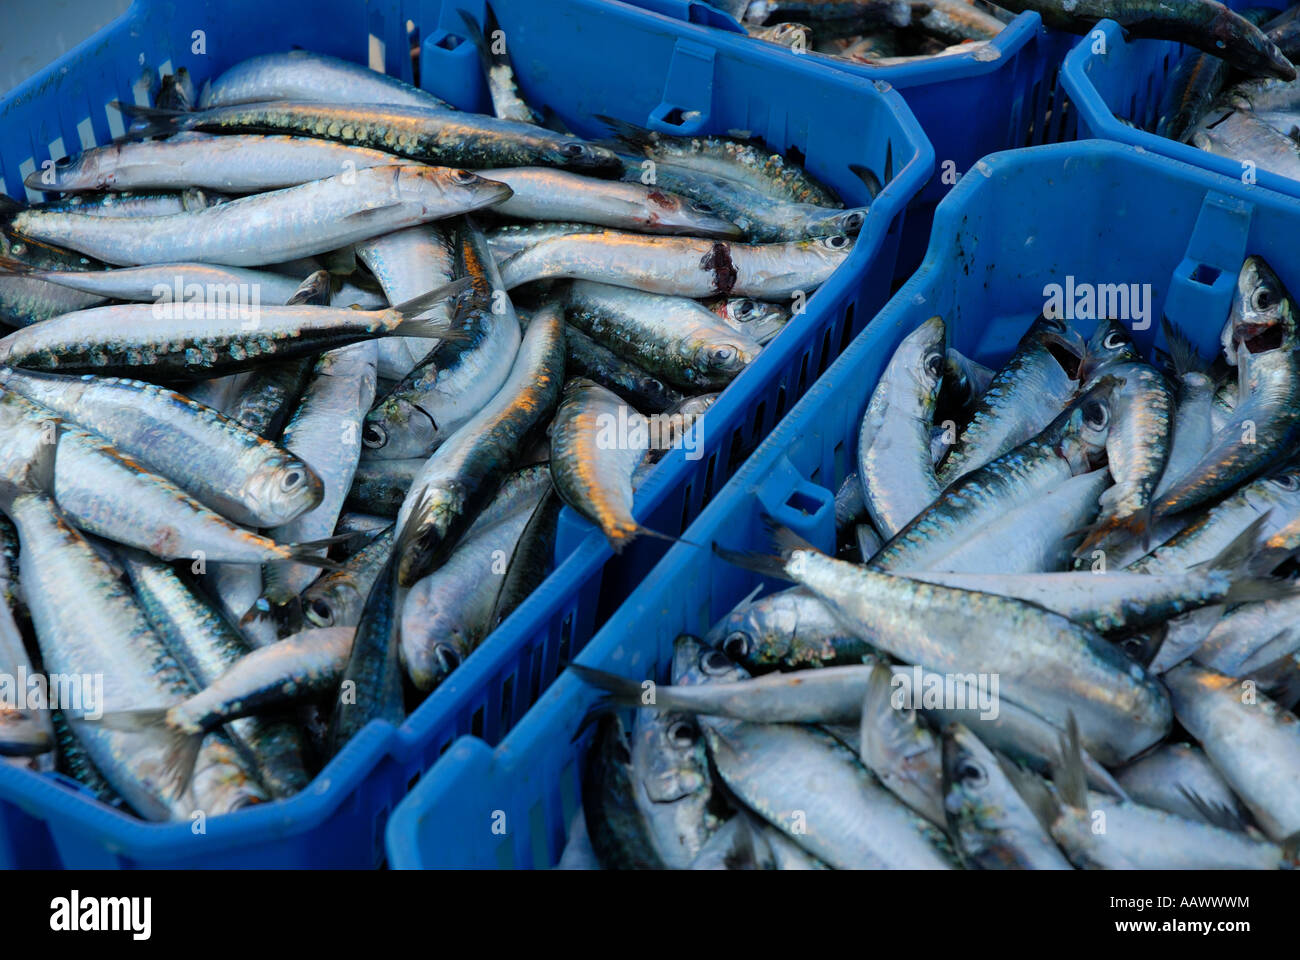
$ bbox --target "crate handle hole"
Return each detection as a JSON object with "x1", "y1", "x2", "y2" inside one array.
[
  {"x1": 1190, "y1": 264, "x2": 1221, "y2": 286},
  {"x1": 785, "y1": 490, "x2": 822, "y2": 516},
  {"x1": 435, "y1": 32, "x2": 464, "y2": 51}
]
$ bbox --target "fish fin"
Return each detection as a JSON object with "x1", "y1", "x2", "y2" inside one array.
[
  {"x1": 626, "y1": 524, "x2": 704, "y2": 553},
  {"x1": 1052, "y1": 712, "x2": 1088, "y2": 810},
  {"x1": 566, "y1": 663, "x2": 647, "y2": 707},
  {"x1": 711, "y1": 542, "x2": 793, "y2": 582},
  {"x1": 1159, "y1": 316, "x2": 1208, "y2": 377},
  {"x1": 1177, "y1": 784, "x2": 1249, "y2": 834},
  {"x1": 1073, "y1": 505, "x2": 1153, "y2": 557},
  {"x1": 0, "y1": 407, "x2": 59, "y2": 509},
  {"x1": 110, "y1": 100, "x2": 189, "y2": 139},
  {"x1": 391, "y1": 276, "x2": 474, "y2": 334},
  {"x1": 284, "y1": 545, "x2": 344, "y2": 571},
  {"x1": 848, "y1": 163, "x2": 882, "y2": 200},
  {"x1": 457, "y1": 7, "x2": 497, "y2": 73},
  {"x1": 857, "y1": 661, "x2": 899, "y2": 767},
  {"x1": 79, "y1": 707, "x2": 170, "y2": 732},
  {"x1": 159, "y1": 729, "x2": 204, "y2": 801},
  {"x1": 0, "y1": 253, "x2": 35, "y2": 275},
  {"x1": 1282, "y1": 831, "x2": 1300, "y2": 867},
  {"x1": 596, "y1": 114, "x2": 657, "y2": 152},
  {"x1": 1251, "y1": 650, "x2": 1300, "y2": 710},
  {"x1": 998, "y1": 755, "x2": 1060, "y2": 832},
  {"x1": 571, "y1": 695, "x2": 618, "y2": 743},
  {"x1": 285, "y1": 269, "x2": 332, "y2": 306}
]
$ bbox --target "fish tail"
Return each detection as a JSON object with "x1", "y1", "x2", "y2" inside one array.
[
  {"x1": 160, "y1": 729, "x2": 204, "y2": 801},
  {"x1": 285, "y1": 269, "x2": 332, "y2": 306},
  {"x1": 110, "y1": 100, "x2": 190, "y2": 139},
  {"x1": 570, "y1": 695, "x2": 617, "y2": 743},
  {"x1": 79, "y1": 707, "x2": 170, "y2": 732},
  {"x1": 1073, "y1": 505, "x2": 1152, "y2": 557},
  {"x1": 848, "y1": 163, "x2": 883, "y2": 200},
  {"x1": 457, "y1": 7, "x2": 496, "y2": 73},
  {"x1": 711, "y1": 542, "x2": 792, "y2": 582},
  {"x1": 596, "y1": 114, "x2": 657, "y2": 153},
  {"x1": 0, "y1": 253, "x2": 35, "y2": 275},
  {"x1": 392, "y1": 276, "x2": 475, "y2": 337},
  {"x1": 566, "y1": 664, "x2": 647, "y2": 707},
  {"x1": 1160, "y1": 316, "x2": 1209, "y2": 377}
]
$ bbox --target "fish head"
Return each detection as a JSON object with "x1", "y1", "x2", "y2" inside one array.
[
  {"x1": 0, "y1": 706, "x2": 54, "y2": 757},
  {"x1": 1077, "y1": 317, "x2": 1138, "y2": 383},
  {"x1": 302, "y1": 579, "x2": 360, "y2": 628},
  {"x1": 695, "y1": 336, "x2": 755, "y2": 381},
  {"x1": 242, "y1": 454, "x2": 323, "y2": 526},
  {"x1": 1054, "y1": 375, "x2": 1118, "y2": 471},
  {"x1": 703, "y1": 589, "x2": 797, "y2": 672},
  {"x1": 646, "y1": 192, "x2": 743, "y2": 238},
  {"x1": 22, "y1": 149, "x2": 105, "y2": 192},
  {"x1": 672, "y1": 634, "x2": 749, "y2": 687},
  {"x1": 362, "y1": 398, "x2": 438, "y2": 460},
  {"x1": 546, "y1": 139, "x2": 624, "y2": 176},
  {"x1": 902, "y1": 315, "x2": 948, "y2": 400},
  {"x1": 721, "y1": 297, "x2": 789, "y2": 346},
  {"x1": 941, "y1": 722, "x2": 1022, "y2": 861},
  {"x1": 1206, "y1": 6, "x2": 1296, "y2": 82},
  {"x1": 806, "y1": 206, "x2": 869, "y2": 239},
  {"x1": 402, "y1": 165, "x2": 513, "y2": 214},
  {"x1": 633, "y1": 710, "x2": 710, "y2": 803},
  {"x1": 1227, "y1": 256, "x2": 1297, "y2": 360}
]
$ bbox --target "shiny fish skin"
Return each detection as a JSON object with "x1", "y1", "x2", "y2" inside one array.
[
  {"x1": 561, "y1": 322, "x2": 685, "y2": 414},
  {"x1": 265, "y1": 341, "x2": 378, "y2": 602},
  {"x1": 501, "y1": 231, "x2": 853, "y2": 299},
  {"x1": 0, "y1": 228, "x2": 104, "y2": 328},
  {"x1": 24, "y1": 189, "x2": 224, "y2": 218},
  {"x1": 563, "y1": 280, "x2": 757, "y2": 391},
  {"x1": 703, "y1": 585, "x2": 874, "y2": 673},
  {"x1": 393, "y1": 302, "x2": 564, "y2": 586},
  {"x1": 0, "y1": 290, "x2": 462, "y2": 379},
  {"x1": 302, "y1": 527, "x2": 394, "y2": 629},
  {"x1": 1165, "y1": 661, "x2": 1300, "y2": 841},
  {"x1": 549, "y1": 378, "x2": 648, "y2": 550},
  {"x1": 198, "y1": 50, "x2": 454, "y2": 111},
  {"x1": 26, "y1": 134, "x2": 424, "y2": 193},
  {"x1": 121, "y1": 552, "x2": 310, "y2": 799},
  {"x1": 0, "y1": 369, "x2": 321, "y2": 527},
  {"x1": 936, "y1": 316, "x2": 1081, "y2": 487},
  {"x1": 777, "y1": 544, "x2": 1171, "y2": 764},
  {"x1": 630, "y1": 709, "x2": 721, "y2": 868},
  {"x1": 486, "y1": 221, "x2": 605, "y2": 260},
  {"x1": 704, "y1": 296, "x2": 790, "y2": 346},
  {"x1": 857, "y1": 316, "x2": 945, "y2": 538},
  {"x1": 133, "y1": 100, "x2": 622, "y2": 175},
  {"x1": 355, "y1": 222, "x2": 457, "y2": 381},
  {"x1": 873, "y1": 382, "x2": 1113, "y2": 572},
  {"x1": 363, "y1": 220, "x2": 521, "y2": 460},
  {"x1": 346, "y1": 457, "x2": 423, "y2": 517},
  {"x1": 11, "y1": 165, "x2": 509, "y2": 267},
  {"x1": 480, "y1": 167, "x2": 742, "y2": 238},
  {"x1": 860, "y1": 662, "x2": 945, "y2": 825}
]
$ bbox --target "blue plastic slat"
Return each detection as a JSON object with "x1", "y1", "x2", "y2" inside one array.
[
  {"x1": 388, "y1": 138, "x2": 1300, "y2": 868},
  {"x1": 0, "y1": 0, "x2": 930, "y2": 868}
]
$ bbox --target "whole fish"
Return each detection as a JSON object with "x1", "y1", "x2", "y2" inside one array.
[
  {"x1": 25, "y1": 133, "x2": 425, "y2": 193},
  {"x1": 860, "y1": 662, "x2": 945, "y2": 825},
  {"x1": 502, "y1": 232, "x2": 852, "y2": 300},
  {"x1": 9, "y1": 165, "x2": 509, "y2": 267},
  {"x1": 0, "y1": 221, "x2": 104, "y2": 327},
  {"x1": 0, "y1": 369, "x2": 321, "y2": 527},
  {"x1": 857, "y1": 316, "x2": 945, "y2": 538},
  {"x1": 564, "y1": 281, "x2": 757, "y2": 391},
  {"x1": 480, "y1": 167, "x2": 741, "y2": 238},
  {"x1": 582, "y1": 714, "x2": 670, "y2": 869},
  {"x1": 457, "y1": 4, "x2": 541, "y2": 124},
  {"x1": 393, "y1": 302, "x2": 564, "y2": 586},
  {"x1": 363, "y1": 220, "x2": 521, "y2": 460},
  {"x1": 198, "y1": 49, "x2": 455, "y2": 110},
  {"x1": 936, "y1": 316, "x2": 1082, "y2": 486},
  {"x1": 121, "y1": 100, "x2": 622, "y2": 175},
  {"x1": 0, "y1": 280, "x2": 466, "y2": 378}
]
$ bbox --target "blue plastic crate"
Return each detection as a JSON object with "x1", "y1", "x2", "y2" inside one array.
[
  {"x1": 609, "y1": 0, "x2": 1079, "y2": 275},
  {"x1": 1059, "y1": 5, "x2": 1298, "y2": 196},
  {"x1": 386, "y1": 138, "x2": 1300, "y2": 868},
  {"x1": 0, "y1": 0, "x2": 930, "y2": 867}
]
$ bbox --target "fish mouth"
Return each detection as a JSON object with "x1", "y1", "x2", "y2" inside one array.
[
  {"x1": 1236, "y1": 321, "x2": 1286, "y2": 354},
  {"x1": 1042, "y1": 332, "x2": 1084, "y2": 380}
]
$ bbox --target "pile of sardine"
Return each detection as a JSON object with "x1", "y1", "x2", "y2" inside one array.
[
  {"x1": 565, "y1": 255, "x2": 1300, "y2": 869},
  {"x1": 717, "y1": 0, "x2": 1295, "y2": 77},
  {"x1": 1155, "y1": 4, "x2": 1300, "y2": 178},
  {"x1": 0, "y1": 22, "x2": 857, "y2": 821}
]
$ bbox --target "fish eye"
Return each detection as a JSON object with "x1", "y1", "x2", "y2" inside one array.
[
  {"x1": 701, "y1": 649, "x2": 732, "y2": 675},
  {"x1": 666, "y1": 719, "x2": 698, "y2": 747},
  {"x1": 558, "y1": 142, "x2": 585, "y2": 158},
  {"x1": 434, "y1": 644, "x2": 462, "y2": 674},
  {"x1": 822, "y1": 234, "x2": 850, "y2": 250},
  {"x1": 362, "y1": 423, "x2": 387, "y2": 448},
  {"x1": 708, "y1": 344, "x2": 738, "y2": 366},
  {"x1": 840, "y1": 210, "x2": 865, "y2": 233},
  {"x1": 924, "y1": 351, "x2": 944, "y2": 379},
  {"x1": 956, "y1": 759, "x2": 987, "y2": 788},
  {"x1": 733, "y1": 299, "x2": 756, "y2": 319},
  {"x1": 1082, "y1": 399, "x2": 1109, "y2": 430},
  {"x1": 1102, "y1": 331, "x2": 1126, "y2": 350},
  {"x1": 54, "y1": 155, "x2": 75, "y2": 167},
  {"x1": 1253, "y1": 287, "x2": 1275, "y2": 312},
  {"x1": 307, "y1": 598, "x2": 334, "y2": 626},
  {"x1": 280, "y1": 469, "x2": 303, "y2": 491},
  {"x1": 1270, "y1": 473, "x2": 1300, "y2": 492},
  {"x1": 722, "y1": 631, "x2": 750, "y2": 660},
  {"x1": 451, "y1": 169, "x2": 477, "y2": 184}
]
